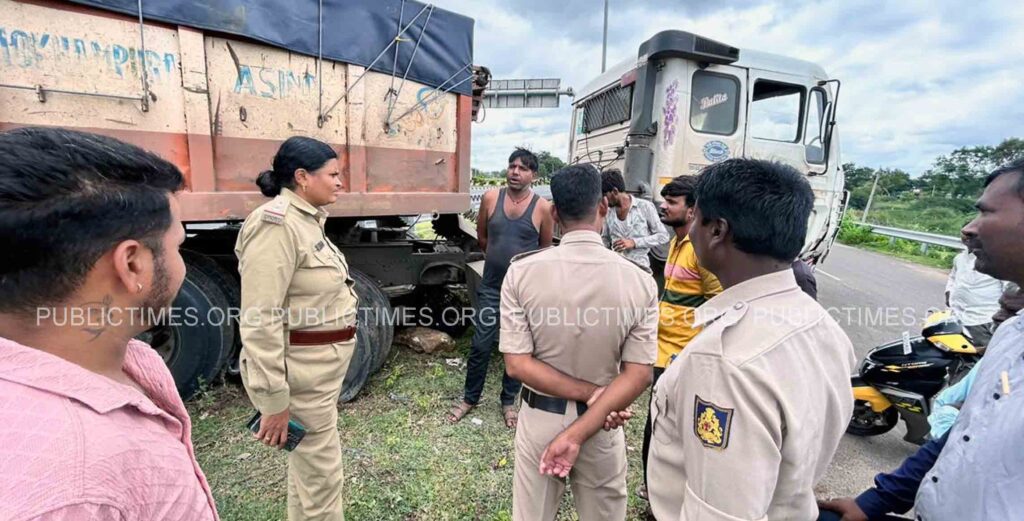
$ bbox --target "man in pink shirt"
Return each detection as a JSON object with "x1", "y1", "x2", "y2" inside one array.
[{"x1": 0, "y1": 128, "x2": 219, "y2": 520}]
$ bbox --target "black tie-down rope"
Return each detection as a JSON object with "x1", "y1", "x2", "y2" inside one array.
[
  {"x1": 384, "y1": 3, "x2": 436, "y2": 126},
  {"x1": 385, "y1": 0, "x2": 407, "y2": 104},
  {"x1": 386, "y1": 63, "x2": 474, "y2": 130},
  {"x1": 318, "y1": 2, "x2": 433, "y2": 127}
]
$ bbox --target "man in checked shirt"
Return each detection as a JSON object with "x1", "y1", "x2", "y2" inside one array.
[
  {"x1": 820, "y1": 158, "x2": 1024, "y2": 521},
  {"x1": 601, "y1": 168, "x2": 670, "y2": 274}
]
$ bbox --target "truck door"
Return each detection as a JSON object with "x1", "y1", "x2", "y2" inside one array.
[
  {"x1": 743, "y1": 69, "x2": 809, "y2": 167},
  {"x1": 744, "y1": 69, "x2": 843, "y2": 260}
]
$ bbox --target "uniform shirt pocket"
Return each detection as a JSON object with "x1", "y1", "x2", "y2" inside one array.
[
  {"x1": 309, "y1": 246, "x2": 339, "y2": 268},
  {"x1": 293, "y1": 248, "x2": 344, "y2": 291}
]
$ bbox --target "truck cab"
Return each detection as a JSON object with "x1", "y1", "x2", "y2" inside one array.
[{"x1": 569, "y1": 31, "x2": 847, "y2": 266}]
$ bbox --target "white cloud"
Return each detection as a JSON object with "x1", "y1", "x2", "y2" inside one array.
[{"x1": 433, "y1": 0, "x2": 1024, "y2": 174}]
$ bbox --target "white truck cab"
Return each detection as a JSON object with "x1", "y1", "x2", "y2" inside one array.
[{"x1": 569, "y1": 31, "x2": 847, "y2": 265}]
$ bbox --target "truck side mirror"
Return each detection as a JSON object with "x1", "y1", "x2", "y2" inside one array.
[
  {"x1": 820, "y1": 101, "x2": 832, "y2": 141},
  {"x1": 809, "y1": 79, "x2": 840, "y2": 175}
]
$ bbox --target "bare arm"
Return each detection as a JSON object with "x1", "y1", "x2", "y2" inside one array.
[
  {"x1": 539, "y1": 362, "x2": 653, "y2": 477},
  {"x1": 601, "y1": 216, "x2": 612, "y2": 248},
  {"x1": 504, "y1": 354, "x2": 599, "y2": 402},
  {"x1": 540, "y1": 277, "x2": 659, "y2": 476},
  {"x1": 538, "y1": 199, "x2": 554, "y2": 248},
  {"x1": 477, "y1": 190, "x2": 496, "y2": 253},
  {"x1": 567, "y1": 362, "x2": 651, "y2": 440}
]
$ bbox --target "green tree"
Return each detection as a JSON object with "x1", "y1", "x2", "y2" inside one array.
[
  {"x1": 842, "y1": 162, "x2": 876, "y2": 190},
  {"x1": 535, "y1": 151, "x2": 566, "y2": 182},
  {"x1": 876, "y1": 168, "x2": 912, "y2": 196},
  {"x1": 919, "y1": 138, "x2": 1024, "y2": 199},
  {"x1": 991, "y1": 137, "x2": 1024, "y2": 167}
]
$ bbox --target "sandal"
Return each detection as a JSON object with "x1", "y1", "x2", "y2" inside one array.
[
  {"x1": 445, "y1": 401, "x2": 475, "y2": 424},
  {"x1": 502, "y1": 404, "x2": 519, "y2": 430}
]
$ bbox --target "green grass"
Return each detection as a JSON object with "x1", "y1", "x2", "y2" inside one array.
[
  {"x1": 851, "y1": 196, "x2": 976, "y2": 236},
  {"x1": 837, "y1": 218, "x2": 957, "y2": 269},
  {"x1": 839, "y1": 197, "x2": 968, "y2": 269},
  {"x1": 188, "y1": 332, "x2": 653, "y2": 520},
  {"x1": 412, "y1": 220, "x2": 438, "y2": 240}
]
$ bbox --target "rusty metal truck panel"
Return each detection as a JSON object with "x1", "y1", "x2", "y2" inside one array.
[{"x1": 1, "y1": 0, "x2": 473, "y2": 222}]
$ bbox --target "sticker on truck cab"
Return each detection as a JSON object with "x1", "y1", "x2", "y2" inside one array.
[{"x1": 702, "y1": 140, "x2": 730, "y2": 163}]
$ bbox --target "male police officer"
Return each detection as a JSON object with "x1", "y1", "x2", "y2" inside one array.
[
  {"x1": 647, "y1": 158, "x2": 856, "y2": 520},
  {"x1": 501, "y1": 165, "x2": 658, "y2": 520}
]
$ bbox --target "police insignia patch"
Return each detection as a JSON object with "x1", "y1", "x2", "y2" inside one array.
[
  {"x1": 693, "y1": 396, "x2": 733, "y2": 450},
  {"x1": 262, "y1": 210, "x2": 284, "y2": 224},
  {"x1": 261, "y1": 198, "x2": 289, "y2": 225}
]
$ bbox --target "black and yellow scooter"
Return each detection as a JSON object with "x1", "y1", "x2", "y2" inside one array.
[{"x1": 848, "y1": 311, "x2": 981, "y2": 445}]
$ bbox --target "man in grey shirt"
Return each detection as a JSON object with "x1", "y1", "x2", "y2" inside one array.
[
  {"x1": 819, "y1": 158, "x2": 1024, "y2": 521},
  {"x1": 600, "y1": 169, "x2": 669, "y2": 272}
]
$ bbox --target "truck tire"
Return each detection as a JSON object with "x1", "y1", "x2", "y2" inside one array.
[
  {"x1": 180, "y1": 250, "x2": 243, "y2": 378},
  {"x1": 138, "y1": 261, "x2": 233, "y2": 400},
  {"x1": 340, "y1": 269, "x2": 395, "y2": 402}
]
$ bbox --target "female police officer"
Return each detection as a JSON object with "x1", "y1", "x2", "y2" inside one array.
[{"x1": 236, "y1": 136, "x2": 358, "y2": 521}]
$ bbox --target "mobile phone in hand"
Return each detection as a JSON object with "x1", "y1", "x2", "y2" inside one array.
[{"x1": 245, "y1": 411, "x2": 307, "y2": 452}]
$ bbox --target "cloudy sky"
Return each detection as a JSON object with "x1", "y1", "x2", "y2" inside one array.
[{"x1": 431, "y1": 0, "x2": 1023, "y2": 175}]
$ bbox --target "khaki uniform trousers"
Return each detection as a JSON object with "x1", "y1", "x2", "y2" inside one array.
[
  {"x1": 513, "y1": 401, "x2": 628, "y2": 521},
  {"x1": 285, "y1": 338, "x2": 355, "y2": 521}
]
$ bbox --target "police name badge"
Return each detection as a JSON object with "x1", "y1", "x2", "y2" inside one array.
[{"x1": 693, "y1": 396, "x2": 733, "y2": 450}]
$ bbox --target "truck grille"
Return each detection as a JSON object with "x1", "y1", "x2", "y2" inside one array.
[{"x1": 581, "y1": 84, "x2": 633, "y2": 133}]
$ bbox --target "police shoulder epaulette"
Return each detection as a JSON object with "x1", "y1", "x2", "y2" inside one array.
[
  {"x1": 510, "y1": 246, "x2": 554, "y2": 263},
  {"x1": 261, "y1": 197, "x2": 290, "y2": 225}
]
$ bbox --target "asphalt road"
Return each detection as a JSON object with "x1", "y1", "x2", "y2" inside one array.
[{"x1": 815, "y1": 244, "x2": 950, "y2": 500}]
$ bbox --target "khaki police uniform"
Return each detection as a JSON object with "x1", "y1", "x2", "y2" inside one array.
[
  {"x1": 648, "y1": 269, "x2": 856, "y2": 521},
  {"x1": 499, "y1": 230, "x2": 658, "y2": 521},
  {"x1": 235, "y1": 187, "x2": 359, "y2": 521}
]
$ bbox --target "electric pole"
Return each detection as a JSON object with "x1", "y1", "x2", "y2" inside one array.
[
  {"x1": 863, "y1": 170, "x2": 881, "y2": 222},
  {"x1": 602, "y1": 0, "x2": 609, "y2": 72}
]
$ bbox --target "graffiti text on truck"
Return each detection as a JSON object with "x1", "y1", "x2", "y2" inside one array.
[{"x1": 0, "y1": 27, "x2": 177, "y2": 82}]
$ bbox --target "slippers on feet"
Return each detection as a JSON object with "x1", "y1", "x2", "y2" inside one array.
[
  {"x1": 502, "y1": 405, "x2": 519, "y2": 430},
  {"x1": 446, "y1": 401, "x2": 475, "y2": 424}
]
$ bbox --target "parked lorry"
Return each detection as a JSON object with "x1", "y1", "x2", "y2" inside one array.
[
  {"x1": 1, "y1": 0, "x2": 485, "y2": 400},
  {"x1": 569, "y1": 31, "x2": 847, "y2": 268}
]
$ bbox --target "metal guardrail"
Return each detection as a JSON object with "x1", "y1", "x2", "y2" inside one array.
[{"x1": 857, "y1": 222, "x2": 965, "y2": 252}]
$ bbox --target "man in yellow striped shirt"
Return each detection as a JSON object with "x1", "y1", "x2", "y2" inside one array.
[{"x1": 640, "y1": 175, "x2": 722, "y2": 499}]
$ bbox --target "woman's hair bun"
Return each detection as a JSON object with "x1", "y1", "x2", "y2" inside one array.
[{"x1": 255, "y1": 169, "x2": 281, "y2": 197}]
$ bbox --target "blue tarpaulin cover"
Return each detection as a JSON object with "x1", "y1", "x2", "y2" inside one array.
[{"x1": 67, "y1": 0, "x2": 475, "y2": 94}]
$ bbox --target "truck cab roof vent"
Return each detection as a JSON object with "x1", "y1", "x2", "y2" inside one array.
[
  {"x1": 695, "y1": 37, "x2": 740, "y2": 62},
  {"x1": 639, "y1": 31, "x2": 739, "y2": 65}
]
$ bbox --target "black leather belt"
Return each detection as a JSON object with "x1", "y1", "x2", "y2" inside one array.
[
  {"x1": 521, "y1": 388, "x2": 588, "y2": 416},
  {"x1": 289, "y1": 326, "x2": 356, "y2": 346}
]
